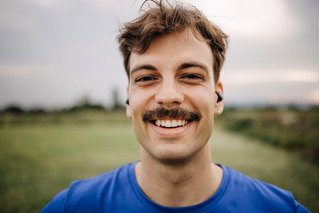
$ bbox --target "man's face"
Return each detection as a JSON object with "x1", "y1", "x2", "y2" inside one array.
[{"x1": 127, "y1": 29, "x2": 223, "y2": 163}]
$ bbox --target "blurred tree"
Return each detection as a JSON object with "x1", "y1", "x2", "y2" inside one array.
[
  {"x1": 63, "y1": 96, "x2": 105, "y2": 112},
  {"x1": 3, "y1": 105, "x2": 25, "y2": 114},
  {"x1": 111, "y1": 88, "x2": 125, "y2": 110}
]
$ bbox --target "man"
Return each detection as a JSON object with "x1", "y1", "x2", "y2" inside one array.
[{"x1": 41, "y1": 1, "x2": 310, "y2": 212}]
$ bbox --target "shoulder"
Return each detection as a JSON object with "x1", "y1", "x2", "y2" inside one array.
[
  {"x1": 40, "y1": 189, "x2": 69, "y2": 213},
  {"x1": 68, "y1": 162, "x2": 134, "y2": 196},
  {"x1": 219, "y1": 165, "x2": 310, "y2": 213},
  {"x1": 224, "y1": 166, "x2": 292, "y2": 197},
  {"x1": 41, "y1": 162, "x2": 136, "y2": 213}
]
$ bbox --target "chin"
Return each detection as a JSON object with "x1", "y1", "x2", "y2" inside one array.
[{"x1": 150, "y1": 144, "x2": 197, "y2": 164}]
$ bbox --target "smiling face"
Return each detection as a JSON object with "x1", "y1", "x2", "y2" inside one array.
[{"x1": 127, "y1": 29, "x2": 223, "y2": 163}]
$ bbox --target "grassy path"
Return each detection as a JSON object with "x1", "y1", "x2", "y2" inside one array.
[
  {"x1": 211, "y1": 125, "x2": 318, "y2": 212},
  {"x1": 0, "y1": 123, "x2": 318, "y2": 212}
]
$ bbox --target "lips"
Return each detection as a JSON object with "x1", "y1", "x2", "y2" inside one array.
[
  {"x1": 142, "y1": 107, "x2": 201, "y2": 135},
  {"x1": 148, "y1": 118, "x2": 192, "y2": 138}
]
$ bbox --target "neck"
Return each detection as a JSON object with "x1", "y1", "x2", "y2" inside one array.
[{"x1": 135, "y1": 143, "x2": 223, "y2": 207}]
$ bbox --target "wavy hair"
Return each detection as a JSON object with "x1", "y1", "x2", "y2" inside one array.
[{"x1": 118, "y1": 0, "x2": 228, "y2": 83}]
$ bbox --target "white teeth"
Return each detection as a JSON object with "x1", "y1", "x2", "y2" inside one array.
[
  {"x1": 164, "y1": 120, "x2": 170, "y2": 127},
  {"x1": 155, "y1": 119, "x2": 188, "y2": 128},
  {"x1": 171, "y1": 120, "x2": 177, "y2": 127}
]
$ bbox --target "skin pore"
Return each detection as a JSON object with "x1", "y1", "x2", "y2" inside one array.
[{"x1": 126, "y1": 29, "x2": 224, "y2": 207}]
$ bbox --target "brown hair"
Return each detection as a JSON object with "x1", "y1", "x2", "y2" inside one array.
[{"x1": 118, "y1": 0, "x2": 228, "y2": 83}]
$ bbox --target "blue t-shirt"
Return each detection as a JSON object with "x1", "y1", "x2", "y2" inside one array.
[{"x1": 41, "y1": 162, "x2": 310, "y2": 213}]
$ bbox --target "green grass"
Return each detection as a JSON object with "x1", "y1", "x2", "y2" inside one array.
[
  {"x1": 211, "y1": 126, "x2": 318, "y2": 212},
  {"x1": 0, "y1": 111, "x2": 318, "y2": 212},
  {"x1": 219, "y1": 107, "x2": 319, "y2": 164},
  {"x1": 0, "y1": 119, "x2": 140, "y2": 212}
]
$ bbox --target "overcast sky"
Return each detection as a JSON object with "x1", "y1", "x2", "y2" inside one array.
[{"x1": 0, "y1": 0, "x2": 318, "y2": 109}]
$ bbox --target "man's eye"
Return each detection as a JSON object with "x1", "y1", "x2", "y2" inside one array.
[
  {"x1": 135, "y1": 76, "x2": 156, "y2": 82},
  {"x1": 182, "y1": 74, "x2": 203, "y2": 80}
]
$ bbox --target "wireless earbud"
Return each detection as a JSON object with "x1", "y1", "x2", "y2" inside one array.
[
  {"x1": 216, "y1": 93, "x2": 223, "y2": 103},
  {"x1": 126, "y1": 99, "x2": 129, "y2": 105}
]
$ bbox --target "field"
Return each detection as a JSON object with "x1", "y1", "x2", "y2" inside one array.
[
  {"x1": 0, "y1": 109, "x2": 318, "y2": 212},
  {"x1": 219, "y1": 107, "x2": 319, "y2": 165}
]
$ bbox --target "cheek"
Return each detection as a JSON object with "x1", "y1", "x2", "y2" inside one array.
[
  {"x1": 128, "y1": 88, "x2": 145, "y2": 110},
  {"x1": 128, "y1": 89, "x2": 153, "y2": 123},
  {"x1": 187, "y1": 88, "x2": 215, "y2": 112}
]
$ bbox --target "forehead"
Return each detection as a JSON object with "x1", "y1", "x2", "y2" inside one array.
[{"x1": 129, "y1": 29, "x2": 213, "y2": 72}]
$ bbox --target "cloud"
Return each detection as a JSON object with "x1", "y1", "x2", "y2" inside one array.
[
  {"x1": 222, "y1": 70, "x2": 318, "y2": 85},
  {"x1": 0, "y1": 0, "x2": 317, "y2": 108},
  {"x1": 224, "y1": 82, "x2": 319, "y2": 106},
  {"x1": 186, "y1": 0, "x2": 302, "y2": 42}
]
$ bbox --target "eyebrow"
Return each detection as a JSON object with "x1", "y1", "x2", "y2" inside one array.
[
  {"x1": 177, "y1": 61, "x2": 209, "y2": 74},
  {"x1": 130, "y1": 64, "x2": 157, "y2": 75},
  {"x1": 130, "y1": 61, "x2": 210, "y2": 75}
]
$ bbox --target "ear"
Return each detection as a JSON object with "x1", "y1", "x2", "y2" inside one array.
[
  {"x1": 126, "y1": 87, "x2": 132, "y2": 118},
  {"x1": 214, "y1": 81, "x2": 224, "y2": 116}
]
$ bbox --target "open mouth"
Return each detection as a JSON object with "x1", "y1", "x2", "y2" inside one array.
[
  {"x1": 143, "y1": 107, "x2": 201, "y2": 129},
  {"x1": 151, "y1": 119, "x2": 192, "y2": 128}
]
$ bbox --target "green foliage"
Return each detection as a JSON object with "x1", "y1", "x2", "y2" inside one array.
[
  {"x1": 219, "y1": 107, "x2": 319, "y2": 164},
  {"x1": 2, "y1": 105, "x2": 25, "y2": 114},
  {"x1": 61, "y1": 96, "x2": 107, "y2": 112}
]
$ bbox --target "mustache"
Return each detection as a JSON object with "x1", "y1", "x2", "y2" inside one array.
[{"x1": 142, "y1": 107, "x2": 202, "y2": 122}]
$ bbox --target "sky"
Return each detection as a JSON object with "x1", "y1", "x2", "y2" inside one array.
[{"x1": 0, "y1": 0, "x2": 318, "y2": 109}]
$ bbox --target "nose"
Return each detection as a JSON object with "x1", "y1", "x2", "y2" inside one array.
[{"x1": 155, "y1": 78, "x2": 184, "y2": 107}]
